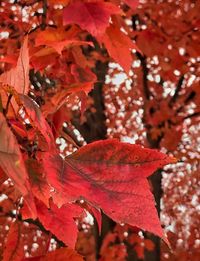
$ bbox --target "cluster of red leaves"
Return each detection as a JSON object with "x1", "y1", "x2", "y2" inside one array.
[
  {"x1": 102, "y1": 0, "x2": 200, "y2": 260},
  {"x1": 0, "y1": 0, "x2": 178, "y2": 260},
  {"x1": 100, "y1": 224, "x2": 154, "y2": 260}
]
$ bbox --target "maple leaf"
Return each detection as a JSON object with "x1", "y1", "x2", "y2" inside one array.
[
  {"x1": 2, "y1": 221, "x2": 24, "y2": 261},
  {"x1": 100, "y1": 25, "x2": 138, "y2": 73},
  {"x1": 43, "y1": 139, "x2": 175, "y2": 240},
  {"x1": 16, "y1": 94, "x2": 54, "y2": 149},
  {"x1": 26, "y1": 159, "x2": 51, "y2": 207},
  {"x1": 30, "y1": 47, "x2": 58, "y2": 72},
  {"x1": 22, "y1": 248, "x2": 84, "y2": 261},
  {"x1": 0, "y1": 113, "x2": 30, "y2": 196},
  {"x1": 0, "y1": 36, "x2": 29, "y2": 94},
  {"x1": 63, "y1": 1, "x2": 121, "y2": 37},
  {"x1": 35, "y1": 28, "x2": 93, "y2": 55},
  {"x1": 43, "y1": 65, "x2": 97, "y2": 117},
  {"x1": 0, "y1": 113, "x2": 36, "y2": 218},
  {"x1": 36, "y1": 200, "x2": 84, "y2": 248}
]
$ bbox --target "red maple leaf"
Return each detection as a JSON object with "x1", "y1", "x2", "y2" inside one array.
[
  {"x1": 99, "y1": 24, "x2": 139, "y2": 73},
  {"x1": 43, "y1": 139, "x2": 175, "y2": 241},
  {"x1": 36, "y1": 200, "x2": 84, "y2": 248},
  {"x1": 25, "y1": 159, "x2": 51, "y2": 207},
  {"x1": 0, "y1": 36, "x2": 29, "y2": 94},
  {"x1": 63, "y1": 1, "x2": 121, "y2": 36},
  {"x1": 2, "y1": 221, "x2": 24, "y2": 261},
  {"x1": 0, "y1": 113, "x2": 36, "y2": 218}
]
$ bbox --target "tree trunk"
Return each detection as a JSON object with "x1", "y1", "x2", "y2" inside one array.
[
  {"x1": 72, "y1": 61, "x2": 107, "y2": 143},
  {"x1": 71, "y1": 60, "x2": 116, "y2": 259},
  {"x1": 72, "y1": 58, "x2": 164, "y2": 260},
  {"x1": 144, "y1": 169, "x2": 162, "y2": 261},
  {"x1": 144, "y1": 135, "x2": 163, "y2": 261}
]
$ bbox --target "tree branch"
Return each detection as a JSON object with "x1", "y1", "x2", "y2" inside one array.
[
  {"x1": 136, "y1": 52, "x2": 151, "y2": 101},
  {"x1": 183, "y1": 111, "x2": 200, "y2": 120},
  {"x1": 169, "y1": 75, "x2": 184, "y2": 107},
  {"x1": 176, "y1": 90, "x2": 196, "y2": 114},
  {"x1": 71, "y1": 61, "x2": 108, "y2": 143},
  {"x1": 41, "y1": 0, "x2": 47, "y2": 30}
]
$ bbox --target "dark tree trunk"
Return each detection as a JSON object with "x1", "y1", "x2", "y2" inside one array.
[
  {"x1": 135, "y1": 45, "x2": 163, "y2": 261},
  {"x1": 72, "y1": 56, "x2": 164, "y2": 260},
  {"x1": 144, "y1": 170, "x2": 162, "y2": 261},
  {"x1": 143, "y1": 135, "x2": 163, "y2": 261},
  {"x1": 72, "y1": 61, "x2": 107, "y2": 143},
  {"x1": 71, "y1": 60, "x2": 116, "y2": 259}
]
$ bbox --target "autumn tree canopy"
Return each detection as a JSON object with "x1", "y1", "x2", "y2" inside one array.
[{"x1": 0, "y1": 0, "x2": 199, "y2": 261}]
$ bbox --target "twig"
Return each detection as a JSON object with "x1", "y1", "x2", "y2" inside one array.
[
  {"x1": 62, "y1": 127, "x2": 83, "y2": 148},
  {"x1": 183, "y1": 111, "x2": 200, "y2": 120},
  {"x1": 176, "y1": 90, "x2": 196, "y2": 114},
  {"x1": 169, "y1": 75, "x2": 184, "y2": 107},
  {"x1": 136, "y1": 52, "x2": 151, "y2": 100},
  {"x1": 41, "y1": 0, "x2": 48, "y2": 30}
]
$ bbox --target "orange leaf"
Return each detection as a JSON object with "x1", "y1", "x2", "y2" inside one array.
[
  {"x1": 100, "y1": 25, "x2": 138, "y2": 73},
  {"x1": 0, "y1": 36, "x2": 29, "y2": 94},
  {"x1": 35, "y1": 28, "x2": 93, "y2": 55}
]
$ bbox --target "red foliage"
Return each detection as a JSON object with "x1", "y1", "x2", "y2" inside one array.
[
  {"x1": 0, "y1": 0, "x2": 199, "y2": 260},
  {"x1": 43, "y1": 139, "x2": 174, "y2": 240},
  {"x1": 63, "y1": 1, "x2": 121, "y2": 37},
  {"x1": 0, "y1": 36, "x2": 29, "y2": 94},
  {"x1": 22, "y1": 248, "x2": 84, "y2": 261}
]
